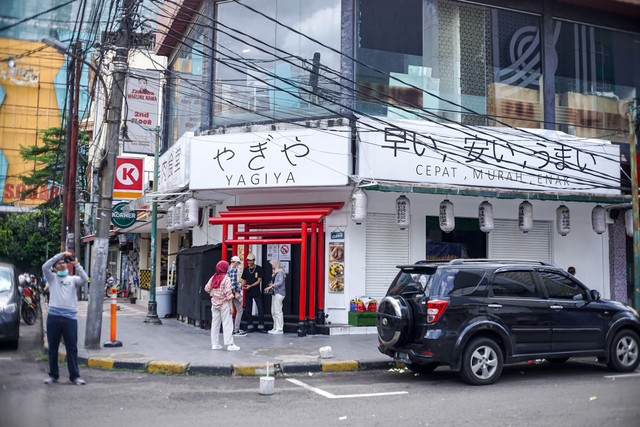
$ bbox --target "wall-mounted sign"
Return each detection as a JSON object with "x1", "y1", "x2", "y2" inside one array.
[
  {"x1": 189, "y1": 128, "x2": 350, "y2": 189},
  {"x1": 113, "y1": 157, "x2": 144, "y2": 200},
  {"x1": 111, "y1": 201, "x2": 136, "y2": 228},
  {"x1": 330, "y1": 230, "x2": 345, "y2": 240},
  {"x1": 328, "y1": 241, "x2": 345, "y2": 293},
  {"x1": 123, "y1": 70, "x2": 160, "y2": 155},
  {"x1": 356, "y1": 116, "x2": 620, "y2": 195},
  {"x1": 158, "y1": 135, "x2": 190, "y2": 193}
]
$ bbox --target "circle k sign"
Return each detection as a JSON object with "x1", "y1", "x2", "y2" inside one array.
[
  {"x1": 114, "y1": 157, "x2": 144, "y2": 199},
  {"x1": 112, "y1": 202, "x2": 136, "y2": 228}
]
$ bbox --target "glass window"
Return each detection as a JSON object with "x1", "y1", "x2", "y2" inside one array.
[
  {"x1": 356, "y1": 0, "x2": 543, "y2": 128},
  {"x1": 213, "y1": 0, "x2": 341, "y2": 127},
  {"x1": 169, "y1": 12, "x2": 206, "y2": 143},
  {"x1": 538, "y1": 270, "x2": 587, "y2": 300},
  {"x1": 428, "y1": 268, "x2": 487, "y2": 296},
  {"x1": 0, "y1": 269, "x2": 12, "y2": 292},
  {"x1": 492, "y1": 271, "x2": 539, "y2": 298},
  {"x1": 554, "y1": 21, "x2": 639, "y2": 143}
]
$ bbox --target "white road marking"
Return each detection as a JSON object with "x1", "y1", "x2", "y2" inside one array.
[
  {"x1": 0, "y1": 357, "x2": 12, "y2": 360},
  {"x1": 603, "y1": 372, "x2": 640, "y2": 379},
  {"x1": 286, "y1": 378, "x2": 408, "y2": 399}
]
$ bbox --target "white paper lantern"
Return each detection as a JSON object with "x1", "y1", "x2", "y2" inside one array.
[
  {"x1": 478, "y1": 201, "x2": 494, "y2": 233},
  {"x1": 351, "y1": 189, "x2": 367, "y2": 225},
  {"x1": 556, "y1": 205, "x2": 571, "y2": 236},
  {"x1": 395, "y1": 195, "x2": 411, "y2": 229},
  {"x1": 591, "y1": 205, "x2": 606, "y2": 235},
  {"x1": 174, "y1": 202, "x2": 184, "y2": 230},
  {"x1": 166, "y1": 206, "x2": 175, "y2": 232},
  {"x1": 184, "y1": 198, "x2": 199, "y2": 228},
  {"x1": 626, "y1": 209, "x2": 634, "y2": 237},
  {"x1": 439, "y1": 199, "x2": 455, "y2": 233},
  {"x1": 518, "y1": 201, "x2": 533, "y2": 233}
]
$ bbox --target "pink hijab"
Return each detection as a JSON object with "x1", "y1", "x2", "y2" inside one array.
[{"x1": 210, "y1": 260, "x2": 229, "y2": 289}]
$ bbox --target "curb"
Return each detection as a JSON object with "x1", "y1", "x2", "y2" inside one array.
[{"x1": 54, "y1": 350, "x2": 392, "y2": 377}]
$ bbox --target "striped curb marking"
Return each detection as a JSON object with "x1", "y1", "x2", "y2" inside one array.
[
  {"x1": 87, "y1": 357, "x2": 115, "y2": 369},
  {"x1": 321, "y1": 360, "x2": 359, "y2": 372},
  {"x1": 147, "y1": 361, "x2": 189, "y2": 375}
]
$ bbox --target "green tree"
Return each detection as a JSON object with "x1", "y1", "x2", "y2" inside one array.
[
  {"x1": 0, "y1": 208, "x2": 61, "y2": 274},
  {"x1": 18, "y1": 125, "x2": 90, "y2": 205}
]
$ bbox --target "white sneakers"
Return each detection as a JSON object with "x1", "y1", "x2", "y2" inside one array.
[
  {"x1": 213, "y1": 344, "x2": 240, "y2": 351},
  {"x1": 268, "y1": 330, "x2": 283, "y2": 335}
]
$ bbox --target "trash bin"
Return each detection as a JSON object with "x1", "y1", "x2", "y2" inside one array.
[{"x1": 156, "y1": 286, "x2": 173, "y2": 318}]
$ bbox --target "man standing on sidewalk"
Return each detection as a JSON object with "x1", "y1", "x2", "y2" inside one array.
[
  {"x1": 228, "y1": 256, "x2": 246, "y2": 336},
  {"x1": 241, "y1": 253, "x2": 266, "y2": 333},
  {"x1": 42, "y1": 251, "x2": 89, "y2": 385}
]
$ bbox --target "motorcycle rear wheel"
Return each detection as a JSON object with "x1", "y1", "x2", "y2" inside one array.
[{"x1": 22, "y1": 307, "x2": 37, "y2": 325}]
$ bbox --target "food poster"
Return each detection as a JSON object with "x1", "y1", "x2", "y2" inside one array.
[{"x1": 328, "y1": 242, "x2": 345, "y2": 293}]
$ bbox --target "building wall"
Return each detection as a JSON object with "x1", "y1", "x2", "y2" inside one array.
[{"x1": 0, "y1": 38, "x2": 64, "y2": 206}]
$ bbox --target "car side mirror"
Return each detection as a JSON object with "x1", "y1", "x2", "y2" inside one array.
[{"x1": 589, "y1": 289, "x2": 601, "y2": 301}]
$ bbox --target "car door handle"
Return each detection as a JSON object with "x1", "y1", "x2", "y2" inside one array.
[
  {"x1": 550, "y1": 305, "x2": 563, "y2": 310},
  {"x1": 487, "y1": 304, "x2": 502, "y2": 308}
]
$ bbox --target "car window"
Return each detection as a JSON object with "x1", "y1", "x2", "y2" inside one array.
[
  {"x1": 387, "y1": 267, "x2": 437, "y2": 296},
  {"x1": 428, "y1": 268, "x2": 487, "y2": 297},
  {"x1": 538, "y1": 271, "x2": 587, "y2": 300},
  {"x1": 491, "y1": 271, "x2": 539, "y2": 298},
  {"x1": 0, "y1": 269, "x2": 12, "y2": 292}
]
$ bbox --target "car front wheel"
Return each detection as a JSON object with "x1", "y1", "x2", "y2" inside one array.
[
  {"x1": 607, "y1": 330, "x2": 640, "y2": 372},
  {"x1": 460, "y1": 337, "x2": 503, "y2": 386}
]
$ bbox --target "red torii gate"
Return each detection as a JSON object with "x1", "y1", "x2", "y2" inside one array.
[{"x1": 209, "y1": 202, "x2": 343, "y2": 336}]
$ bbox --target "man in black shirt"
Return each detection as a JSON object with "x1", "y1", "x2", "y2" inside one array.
[{"x1": 240, "y1": 253, "x2": 266, "y2": 332}]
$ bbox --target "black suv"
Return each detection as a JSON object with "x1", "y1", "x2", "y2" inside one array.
[{"x1": 377, "y1": 259, "x2": 640, "y2": 385}]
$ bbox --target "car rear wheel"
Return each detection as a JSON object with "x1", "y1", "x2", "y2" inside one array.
[
  {"x1": 377, "y1": 296, "x2": 413, "y2": 348},
  {"x1": 607, "y1": 330, "x2": 640, "y2": 372},
  {"x1": 460, "y1": 337, "x2": 503, "y2": 386}
]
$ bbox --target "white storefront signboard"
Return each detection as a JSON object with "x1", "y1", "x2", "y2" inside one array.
[
  {"x1": 356, "y1": 117, "x2": 620, "y2": 195},
  {"x1": 158, "y1": 135, "x2": 191, "y2": 193},
  {"x1": 189, "y1": 128, "x2": 350, "y2": 189}
]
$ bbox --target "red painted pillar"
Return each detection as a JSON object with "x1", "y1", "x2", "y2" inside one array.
[
  {"x1": 221, "y1": 223, "x2": 228, "y2": 261},
  {"x1": 317, "y1": 220, "x2": 325, "y2": 323},
  {"x1": 298, "y1": 221, "x2": 308, "y2": 336},
  {"x1": 308, "y1": 222, "x2": 317, "y2": 334}
]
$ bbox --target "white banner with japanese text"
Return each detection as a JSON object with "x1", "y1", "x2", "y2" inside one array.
[
  {"x1": 189, "y1": 128, "x2": 351, "y2": 189},
  {"x1": 356, "y1": 117, "x2": 620, "y2": 195}
]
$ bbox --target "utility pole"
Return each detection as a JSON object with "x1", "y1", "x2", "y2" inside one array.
[
  {"x1": 61, "y1": 41, "x2": 81, "y2": 253},
  {"x1": 630, "y1": 100, "x2": 640, "y2": 310},
  {"x1": 85, "y1": 0, "x2": 139, "y2": 349}
]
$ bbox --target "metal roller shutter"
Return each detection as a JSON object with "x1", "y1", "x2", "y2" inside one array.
[
  {"x1": 488, "y1": 219, "x2": 551, "y2": 262},
  {"x1": 365, "y1": 213, "x2": 410, "y2": 300}
]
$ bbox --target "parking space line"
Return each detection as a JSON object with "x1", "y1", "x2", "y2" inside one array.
[
  {"x1": 603, "y1": 372, "x2": 640, "y2": 379},
  {"x1": 286, "y1": 378, "x2": 408, "y2": 399}
]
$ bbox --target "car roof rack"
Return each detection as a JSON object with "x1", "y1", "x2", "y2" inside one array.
[{"x1": 448, "y1": 259, "x2": 556, "y2": 267}]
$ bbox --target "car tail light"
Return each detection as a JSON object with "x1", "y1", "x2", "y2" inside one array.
[{"x1": 426, "y1": 299, "x2": 449, "y2": 324}]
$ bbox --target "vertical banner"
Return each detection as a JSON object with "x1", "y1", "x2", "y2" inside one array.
[
  {"x1": 328, "y1": 241, "x2": 345, "y2": 293},
  {"x1": 124, "y1": 70, "x2": 160, "y2": 155}
]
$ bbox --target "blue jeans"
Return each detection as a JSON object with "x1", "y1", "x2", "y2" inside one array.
[
  {"x1": 46, "y1": 314, "x2": 80, "y2": 381},
  {"x1": 244, "y1": 293, "x2": 265, "y2": 330}
]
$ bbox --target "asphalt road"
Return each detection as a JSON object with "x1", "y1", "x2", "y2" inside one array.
[{"x1": 1, "y1": 319, "x2": 639, "y2": 427}]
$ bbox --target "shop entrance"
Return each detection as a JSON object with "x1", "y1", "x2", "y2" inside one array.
[
  {"x1": 426, "y1": 216, "x2": 487, "y2": 259},
  {"x1": 209, "y1": 202, "x2": 344, "y2": 336}
]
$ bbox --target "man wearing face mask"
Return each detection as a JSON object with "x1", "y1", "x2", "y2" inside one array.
[{"x1": 42, "y1": 251, "x2": 89, "y2": 385}]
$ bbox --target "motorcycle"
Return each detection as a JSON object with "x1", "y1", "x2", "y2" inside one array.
[{"x1": 21, "y1": 282, "x2": 40, "y2": 325}]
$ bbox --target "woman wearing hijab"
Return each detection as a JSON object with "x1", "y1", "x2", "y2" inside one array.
[
  {"x1": 204, "y1": 260, "x2": 240, "y2": 351},
  {"x1": 264, "y1": 259, "x2": 286, "y2": 335}
]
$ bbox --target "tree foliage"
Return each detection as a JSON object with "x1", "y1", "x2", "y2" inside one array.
[
  {"x1": 18, "y1": 125, "x2": 90, "y2": 204},
  {"x1": 0, "y1": 208, "x2": 61, "y2": 274}
]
